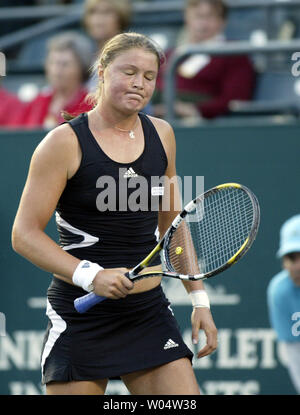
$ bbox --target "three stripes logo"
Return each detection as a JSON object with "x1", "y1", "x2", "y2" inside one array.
[
  {"x1": 123, "y1": 167, "x2": 139, "y2": 178},
  {"x1": 164, "y1": 338, "x2": 179, "y2": 350}
]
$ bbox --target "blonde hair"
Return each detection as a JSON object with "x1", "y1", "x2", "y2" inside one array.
[
  {"x1": 87, "y1": 32, "x2": 165, "y2": 106},
  {"x1": 83, "y1": 0, "x2": 132, "y2": 32}
]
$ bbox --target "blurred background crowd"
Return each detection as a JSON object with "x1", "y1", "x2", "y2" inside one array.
[{"x1": 1, "y1": 0, "x2": 300, "y2": 129}]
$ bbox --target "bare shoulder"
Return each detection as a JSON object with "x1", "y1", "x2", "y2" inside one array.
[
  {"x1": 31, "y1": 122, "x2": 80, "y2": 179},
  {"x1": 147, "y1": 115, "x2": 174, "y2": 137},
  {"x1": 34, "y1": 123, "x2": 77, "y2": 157},
  {"x1": 146, "y1": 115, "x2": 176, "y2": 154}
]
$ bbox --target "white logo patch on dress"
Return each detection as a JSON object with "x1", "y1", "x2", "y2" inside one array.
[{"x1": 151, "y1": 186, "x2": 164, "y2": 196}]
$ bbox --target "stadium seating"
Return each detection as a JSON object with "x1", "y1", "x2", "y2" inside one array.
[
  {"x1": 229, "y1": 71, "x2": 300, "y2": 117},
  {"x1": 1, "y1": 1, "x2": 300, "y2": 118}
]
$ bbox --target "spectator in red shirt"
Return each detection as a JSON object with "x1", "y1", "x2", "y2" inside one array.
[
  {"x1": 0, "y1": 85, "x2": 26, "y2": 128},
  {"x1": 153, "y1": 0, "x2": 255, "y2": 120},
  {"x1": 22, "y1": 31, "x2": 94, "y2": 129}
]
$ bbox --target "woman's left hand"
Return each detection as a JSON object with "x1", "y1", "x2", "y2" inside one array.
[{"x1": 191, "y1": 307, "x2": 218, "y2": 358}]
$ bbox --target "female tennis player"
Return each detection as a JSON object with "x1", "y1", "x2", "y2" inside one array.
[{"x1": 12, "y1": 32, "x2": 217, "y2": 395}]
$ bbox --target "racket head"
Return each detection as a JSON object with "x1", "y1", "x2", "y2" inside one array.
[{"x1": 163, "y1": 183, "x2": 260, "y2": 279}]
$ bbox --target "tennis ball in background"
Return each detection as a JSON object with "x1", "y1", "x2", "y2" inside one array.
[{"x1": 175, "y1": 246, "x2": 183, "y2": 255}]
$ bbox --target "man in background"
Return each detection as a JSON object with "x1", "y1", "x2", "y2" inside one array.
[{"x1": 267, "y1": 215, "x2": 300, "y2": 394}]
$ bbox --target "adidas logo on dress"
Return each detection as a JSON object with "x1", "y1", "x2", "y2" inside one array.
[
  {"x1": 164, "y1": 338, "x2": 179, "y2": 350},
  {"x1": 123, "y1": 167, "x2": 139, "y2": 178}
]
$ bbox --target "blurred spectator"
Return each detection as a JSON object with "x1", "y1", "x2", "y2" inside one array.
[
  {"x1": 267, "y1": 215, "x2": 300, "y2": 394},
  {"x1": 0, "y1": 84, "x2": 26, "y2": 128},
  {"x1": 82, "y1": 0, "x2": 132, "y2": 51},
  {"x1": 153, "y1": 0, "x2": 255, "y2": 120},
  {"x1": 82, "y1": 0, "x2": 132, "y2": 91},
  {"x1": 21, "y1": 31, "x2": 94, "y2": 129}
]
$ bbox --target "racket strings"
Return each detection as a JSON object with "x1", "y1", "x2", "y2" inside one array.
[
  {"x1": 199, "y1": 191, "x2": 252, "y2": 268},
  {"x1": 198, "y1": 189, "x2": 253, "y2": 270},
  {"x1": 167, "y1": 188, "x2": 254, "y2": 275},
  {"x1": 168, "y1": 221, "x2": 201, "y2": 275}
]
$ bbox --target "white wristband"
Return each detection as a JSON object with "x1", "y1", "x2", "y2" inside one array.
[
  {"x1": 189, "y1": 290, "x2": 210, "y2": 309},
  {"x1": 72, "y1": 260, "x2": 103, "y2": 292}
]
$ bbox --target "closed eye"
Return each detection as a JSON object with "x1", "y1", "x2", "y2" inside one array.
[
  {"x1": 145, "y1": 74, "x2": 156, "y2": 81},
  {"x1": 124, "y1": 70, "x2": 135, "y2": 76}
]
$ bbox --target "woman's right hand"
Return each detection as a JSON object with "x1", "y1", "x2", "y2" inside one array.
[{"x1": 92, "y1": 268, "x2": 134, "y2": 299}]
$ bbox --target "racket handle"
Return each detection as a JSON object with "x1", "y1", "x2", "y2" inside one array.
[
  {"x1": 74, "y1": 292, "x2": 106, "y2": 313},
  {"x1": 74, "y1": 272, "x2": 133, "y2": 313}
]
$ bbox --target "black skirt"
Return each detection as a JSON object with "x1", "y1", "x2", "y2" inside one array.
[{"x1": 41, "y1": 277, "x2": 194, "y2": 384}]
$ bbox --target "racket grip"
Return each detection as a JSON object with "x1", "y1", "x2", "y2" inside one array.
[
  {"x1": 74, "y1": 292, "x2": 106, "y2": 313},
  {"x1": 74, "y1": 272, "x2": 133, "y2": 313}
]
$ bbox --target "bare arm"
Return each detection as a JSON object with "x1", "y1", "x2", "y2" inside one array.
[
  {"x1": 12, "y1": 124, "x2": 81, "y2": 279},
  {"x1": 152, "y1": 117, "x2": 205, "y2": 292},
  {"x1": 11, "y1": 123, "x2": 133, "y2": 298},
  {"x1": 152, "y1": 116, "x2": 217, "y2": 357}
]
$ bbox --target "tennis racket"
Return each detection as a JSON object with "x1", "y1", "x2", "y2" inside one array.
[{"x1": 74, "y1": 182, "x2": 260, "y2": 313}]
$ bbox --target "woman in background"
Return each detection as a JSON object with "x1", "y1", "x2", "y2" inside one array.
[
  {"x1": 82, "y1": 0, "x2": 132, "y2": 91},
  {"x1": 154, "y1": 0, "x2": 255, "y2": 120},
  {"x1": 22, "y1": 31, "x2": 94, "y2": 129}
]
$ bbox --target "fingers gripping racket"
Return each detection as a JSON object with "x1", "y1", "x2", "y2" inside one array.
[{"x1": 74, "y1": 183, "x2": 260, "y2": 313}]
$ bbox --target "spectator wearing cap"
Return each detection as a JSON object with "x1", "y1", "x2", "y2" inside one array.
[
  {"x1": 21, "y1": 31, "x2": 94, "y2": 129},
  {"x1": 267, "y1": 215, "x2": 300, "y2": 394}
]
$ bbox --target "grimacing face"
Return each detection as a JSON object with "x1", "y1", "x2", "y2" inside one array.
[
  {"x1": 283, "y1": 252, "x2": 300, "y2": 286},
  {"x1": 98, "y1": 48, "x2": 159, "y2": 114}
]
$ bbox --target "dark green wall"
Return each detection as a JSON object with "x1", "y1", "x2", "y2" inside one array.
[{"x1": 0, "y1": 122, "x2": 299, "y2": 395}]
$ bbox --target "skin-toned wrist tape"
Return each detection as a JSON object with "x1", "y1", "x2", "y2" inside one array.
[{"x1": 189, "y1": 290, "x2": 210, "y2": 309}]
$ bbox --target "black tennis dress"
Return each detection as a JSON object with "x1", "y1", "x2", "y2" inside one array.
[{"x1": 40, "y1": 112, "x2": 193, "y2": 384}]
